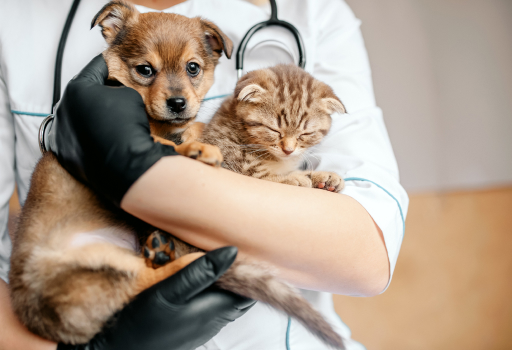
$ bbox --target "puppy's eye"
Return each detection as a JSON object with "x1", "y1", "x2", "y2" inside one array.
[
  {"x1": 136, "y1": 65, "x2": 154, "y2": 78},
  {"x1": 186, "y1": 62, "x2": 201, "y2": 77}
]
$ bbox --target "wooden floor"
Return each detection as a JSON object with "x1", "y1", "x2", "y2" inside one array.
[{"x1": 334, "y1": 187, "x2": 512, "y2": 350}]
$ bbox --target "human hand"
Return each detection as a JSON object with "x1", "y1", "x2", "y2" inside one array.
[
  {"x1": 44, "y1": 54, "x2": 179, "y2": 206},
  {"x1": 57, "y1": 247, "x2": 255, "y2": 350}
]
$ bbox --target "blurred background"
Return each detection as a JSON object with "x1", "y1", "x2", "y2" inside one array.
[
  {"x1": 332, "y1": 0, "x2": 512, "y2": 349},
  {"x1": 8, "y1": 0, "x2": 512, "y2": 349}
]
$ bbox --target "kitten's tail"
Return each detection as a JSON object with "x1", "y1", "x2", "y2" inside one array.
[{"x1": 216, "y1": 260, "x2": 346, "y2": 350}]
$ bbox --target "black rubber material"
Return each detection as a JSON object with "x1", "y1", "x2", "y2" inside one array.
[
  {"x1": 235, "y1": 0, "x2": 306, "y2": 72},
  {"x1": 52, "y1": 0, "x2": 82, "y2": 113},
  {"x1": 46, "y1": 55, "x2": 180, "y2": 206},
  {"x1": 57, "y1": 247, "x2": 255, "y2": 350}
]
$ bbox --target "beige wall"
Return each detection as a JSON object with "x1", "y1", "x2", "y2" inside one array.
[
  {"x1": 331, "y1": 3, "x2": 512, "y2": 347},
  {"x1": 345, "y1": 0, "x2": 512, "y2": 192}
]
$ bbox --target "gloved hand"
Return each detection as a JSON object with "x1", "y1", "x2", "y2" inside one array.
[
  {"x1": 44, "y1": 54, "x2": 179, "y2": 206},
  {"x1": 57, "y1": 246, "x2": 254, "y2": 350}
]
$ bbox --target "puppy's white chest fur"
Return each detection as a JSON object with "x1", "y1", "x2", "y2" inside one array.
[{"x1": 69, "y1": 227, "x2": 139, "y2": 252}]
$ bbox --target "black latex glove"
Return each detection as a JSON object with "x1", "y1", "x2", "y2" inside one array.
[
  {"x1": 44, "y1": 54, "x2": 179, "y2": 206},
  {"x1": 57, "y1": 247, "x2": 254, "y2": 350}
]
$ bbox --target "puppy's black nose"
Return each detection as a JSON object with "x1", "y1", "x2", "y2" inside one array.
[{"x1": 167, "y1": 97, "x2": 187, "y2": 113}]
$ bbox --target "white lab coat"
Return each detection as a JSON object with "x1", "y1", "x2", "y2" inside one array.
[{"x1": 0, "y1": 0, "x2": 408, "y2": 349}]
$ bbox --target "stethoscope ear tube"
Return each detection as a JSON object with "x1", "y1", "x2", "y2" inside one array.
[
  {"x1": 236, "y1": 0, "x2": 306, "y2": 80},
  {"x1": 52, "y1": 0, "x2": 81, "y2": 113}
]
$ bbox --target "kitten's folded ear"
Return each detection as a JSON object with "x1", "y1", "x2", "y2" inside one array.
[
  {"x1": 322, "y1": 96, "x2": 347, "y2": 115},
  {"x1": 236, "y1": 84, "x2": 266, "y2": 103}
]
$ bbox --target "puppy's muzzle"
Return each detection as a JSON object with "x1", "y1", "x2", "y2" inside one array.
[{"x1": 167, "y1": 97, "x2": 187, "y2": 114}]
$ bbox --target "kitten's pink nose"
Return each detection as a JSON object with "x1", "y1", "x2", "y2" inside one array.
[{"x1": 282, "y1": 147, "x2": 294, "y2": 155}]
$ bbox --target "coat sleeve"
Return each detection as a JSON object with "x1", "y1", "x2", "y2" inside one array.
[
  {"x1": 0, "y1": 63, "x2": 15, "y2": 283},
  {"x1": 309, "y1": 0, "x2": 409, "y2": 292}
]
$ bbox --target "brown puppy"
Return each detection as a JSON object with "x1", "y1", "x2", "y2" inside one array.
[
  {"x1": 9, "y1": 2, "x2": 229, "y2": 344},
  {"x1": 10, "y1": 2, "x2": 345, "y2": 349},
  {"x1": 96, "y1": 0, "x2": 228, "y2": 162}
]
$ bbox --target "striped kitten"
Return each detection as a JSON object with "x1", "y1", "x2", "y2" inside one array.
[
  {"x1": 191, "y1": 65, "x2": 347, "y2": 348},
  {"x1": 201, "y1": 64, "x2": 346, "y2": 192}
]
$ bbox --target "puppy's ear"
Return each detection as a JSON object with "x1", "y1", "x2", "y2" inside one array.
[
  {"x1": 200, "y1": 19, "x2": 234, "y2": 60},
  {"x1": 91, "y1": 1, "x2": 139, "y2": 44}
]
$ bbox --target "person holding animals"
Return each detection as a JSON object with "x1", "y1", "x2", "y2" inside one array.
[{"x1": 0, "y1": 0, "x2": 408, "y2": 349}]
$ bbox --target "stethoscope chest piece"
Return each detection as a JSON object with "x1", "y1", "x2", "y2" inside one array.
[{"x1": 38, "y1": 114, "x2": 54, "y2": 155}]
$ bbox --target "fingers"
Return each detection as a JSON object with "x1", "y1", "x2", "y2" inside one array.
[
  {"x1": 190, "y1": 288, "x2": 256, "y2": 322},
  {"x1": 157, "y1": 246, "x2": 238, "y2": 304},
  {"x1": 73, "y1": 54, "x2": 109, "y2": 85},
  {"x1": 225, "y1": 291, "x2": 256, "y2": 312}
]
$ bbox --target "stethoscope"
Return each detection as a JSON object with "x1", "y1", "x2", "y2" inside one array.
[
  {"x1": 236, "y1": 0, "x2": 305, "y2": 79},
  {"x1": 40, "y1": 0, "x2": 306, "y2": 153}
]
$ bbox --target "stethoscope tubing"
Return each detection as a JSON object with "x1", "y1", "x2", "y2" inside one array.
[
  {"x1": 45, "y1": 0, "x2": 307, "y2": 151},
  {"x1": 235, "y1": 0, "x2": 306, "y2": 80},
  {"x1": 52, "y1": 0, "x2": 82, "y2": 113},
  {"x1": 52, "y1": 0, "x2": 306, "y2": 103}
]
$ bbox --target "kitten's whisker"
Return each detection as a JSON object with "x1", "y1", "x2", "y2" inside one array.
[
  {"x1": 304, "y1": 151, "x2": 321, "y2": 163},
  {"x1": 301, "y1": 153, "x2": 317, "y2": 171},
  {"x1": 253, "y1": 152, "x2": 271, "y2": 161},
  {"x1": 211, "y1": 143, "x2": 263, "y2": 149},
  {"x1": 246, "y1": 149, "x2": 267, "y2": 155},
  {"x1": 301, "y1": 154, "x2": 313, "y2": 171}
]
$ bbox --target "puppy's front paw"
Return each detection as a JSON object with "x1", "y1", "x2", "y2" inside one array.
[
  {"x1": 177, "y1": 142, "x2": 223, "y2": 167},
  {"x1": 281, "y1": 173, "x2": 313, "y2": 188},
  {"x1": 143, "y1": 231, "x2": 176, "y2": 269},
  {"x1": 309, "y1": 171, "x2": 344, "y2": 192}
]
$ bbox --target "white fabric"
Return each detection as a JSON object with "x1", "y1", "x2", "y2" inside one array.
[{"x1": 0, "y1": 0, "x2": 408, "y2": 348}]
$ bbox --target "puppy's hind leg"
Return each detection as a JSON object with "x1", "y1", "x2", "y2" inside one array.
[
  {"x1": 134, "y1": 251, "x2": 205, "y2": 294},
  {"x1": 17, "y1": 242, "x2": 202, "y2": 344},
  {"x1": 143, "y1": 230, "x2": 176, "y2": 269},
  {"x1": 13, "y1": 245, "x2": 146, "y2": 344}
]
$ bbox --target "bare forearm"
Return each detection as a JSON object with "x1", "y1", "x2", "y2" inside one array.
[
  {"x1": 122, "y1": 156, "x2": 389, "y2": 296},
  {"x1": 0, "y1": 280, "x2": 56, "y2": 350}
]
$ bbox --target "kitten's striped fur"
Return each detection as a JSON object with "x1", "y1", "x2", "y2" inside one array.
[
  {"x1": 200, "y1": 65, "x2": 348, "y2": 348},
  {"x1": 201, "y1": 64, "x2": 346, "y2": 192}
]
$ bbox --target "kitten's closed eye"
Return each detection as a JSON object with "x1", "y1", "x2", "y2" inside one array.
[
  {"x1": 246, "y1": 121, "x2": 281, "y2": 135},
  {"x1": 245, "y1": 121, "x2": 263, "y2": 127},
  {"x1": 298, "y1": 132, "x2": 317, "y2": 141}
]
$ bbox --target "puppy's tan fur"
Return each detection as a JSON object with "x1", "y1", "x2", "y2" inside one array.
[
  {"x1": 9, "y1": 2, "x2": 229, "y2": 344},
  {"x1": 9, "y1": 2, "x2": 345, "y2": 348},
  {"x1": 96, "y1": 0, "x2": 229, "y2": 161}
]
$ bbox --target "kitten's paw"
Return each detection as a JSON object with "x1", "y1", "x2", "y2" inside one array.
[
  {"x1": 176, "y1": 142, "x2": 223, "y2": 167},
  {"x1": 310, "y1": 171, "x2": 344, "y2": 192},
  {"x1": 143, "y1": 231, "x2": 176, "y2": 269},
  {"x1": 281, "y1": 174, "x2": 313, "y2": 187}
]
